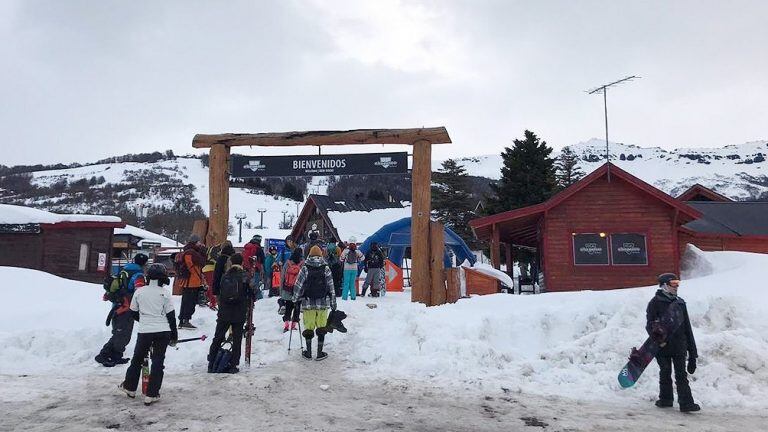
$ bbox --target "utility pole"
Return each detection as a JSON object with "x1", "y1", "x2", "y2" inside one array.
[
  {"x1": 281, "y1": 210, "x2": 288, "y2": 228},
  {"x1": 235, "y1": 213, "x2": 247, "y2": 243},
  {"x1": 257, "y1": 208, "x2": 267, "y2": 229},
  {"x1": 587, "y1": 75, "x2": 639, "y2": 181}
]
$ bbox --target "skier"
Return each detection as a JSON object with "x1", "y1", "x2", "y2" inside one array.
[
  {"x1": 96, "y1": 253, "x2": 148, "y2": 367},
  {"x1": 280, "y1": 247, "x2": 303, "y2": 332},
  {"x1": 276, "y1": 235, "x2": 296, "y2": 315},
  {"x1": 207, "y1": 253, "x2": 253, "y2": 374},
  {"x1": 212, "y1": 241, "x2": 235, "y2": 294},
  {"x1": 201, "y1": 242, "x2": 221, "y2": 310},
  {"x1": 118, "y1": 263, "x2": 178, "y2": 406},
  {"x1": 293, "y1": 245, "x2": 336, "y2": 360},
  {"x1": 361, "y1": 242, "x2": 386, "y2": 297},
  {"x1": 175, "y1": 235, "x2": 206, "y2": 329},
  {"x1": 326, "y1": 242, "x2": 344, "y2": 298},
  {"x1": 647, "y1": 273, "x2": 700, "y2": 412},
  {"x1": 264, "y1": 245, "x2": 279, "y2": 297},
  {"x1": 339, "y1": 238, "x2": 363, "y2": 300},
  {"x1": 243, "y1": 234, "x2": 265, "y2": 295}
]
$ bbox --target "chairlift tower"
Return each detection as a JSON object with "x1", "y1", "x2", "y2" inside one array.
[{"x1": 235, "y1": 213, "x2": 247, "y2": 243}]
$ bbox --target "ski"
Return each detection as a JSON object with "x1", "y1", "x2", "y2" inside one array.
[{"x1": 244, "y1": 298, "x2": 254, "y2": 366}]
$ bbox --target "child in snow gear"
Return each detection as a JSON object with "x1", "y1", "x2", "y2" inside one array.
[
  {"x1": 175, "y1": 235, "x2": 207, "y2": 329},
  {"x1": 96, "y1": 253, "x2": 148, "y2": 367},
  {"x1": 339, "y1": 238, "x2": 364, "y2": 300},
  {"x1": 119, "y1": 263, "x2": 177, "y2": 406},
  {"x1": 277, "y1": 236, "x2": 296, "y2": 314},
  {"x1": 293, "y1": 245, "x2": 336, "y2": 361},
  {"x1": 361, "y1": 242, "x2": 386, "y2": 297},
  {"x1": 207, "y1": 253, "x2": 253, "y2": 374},
  {"x1": 326, "y1": 242, "x2": 344, "y2": 298},
  {"x1": 647, "y1": 273, "x2": 700, "y2": 412},
  {"x1": 280, "y1": 247, "x2": 303, "y2": 332},
  {"x1": 264, "y1": 245, "x2": 279, "y2": 297}
]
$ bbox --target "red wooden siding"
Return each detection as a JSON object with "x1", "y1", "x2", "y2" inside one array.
[
  {"x1": 544, "y1": 176, "x2": 678, "y2": 292},
  {"x1": 679, "y1": 231, "x2": 768, "y2": 255},
  {"x1": 464, "y1": 267, "x2": 500, "y2": 296}
]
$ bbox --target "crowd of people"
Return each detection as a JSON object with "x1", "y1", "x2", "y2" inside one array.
[{"x1": 97, "y1": 230, "x2": 385, "y2": 405}]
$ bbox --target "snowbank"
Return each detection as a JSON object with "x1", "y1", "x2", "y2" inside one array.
[
  {"x1": 0, "y1": 204, "x2": 121, "y2": 224},
  {"x1": 1, "y1": 248, "x2": 767, "y2": 410}
]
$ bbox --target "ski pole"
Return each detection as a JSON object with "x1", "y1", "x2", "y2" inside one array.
[
  {"x1": 288, "y1": 319, "x2": 294, "y2": 352},
  {"x1": 177, "y1": 335, "x2": 207, "y2": 344}
]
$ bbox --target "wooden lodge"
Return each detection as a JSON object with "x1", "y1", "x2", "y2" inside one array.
[
  {"x1": 0, "y1": 204, "x2": 124, "y2": 283},
  {"x1": 470, "y1": 163, "x2": 768, "y2": 293}
]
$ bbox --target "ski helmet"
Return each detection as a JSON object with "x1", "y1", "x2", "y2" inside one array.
[{"x1": 146, "y1": 263, "x2": 169, "y2": 280}]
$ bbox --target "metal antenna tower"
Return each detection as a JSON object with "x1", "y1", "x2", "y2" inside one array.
[{"x1": 587, "y1": 75, "x2": 640, "y2": 179}]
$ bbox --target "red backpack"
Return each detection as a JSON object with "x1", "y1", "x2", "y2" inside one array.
[{"x1": 284, "y1": 262, "x2": 302, "y2": 291}]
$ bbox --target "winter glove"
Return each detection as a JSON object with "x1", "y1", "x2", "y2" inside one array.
[
  {"x1": 650, "y1": 321, "x2": 666, "y2": 344},
  {"x1": 687, "y1": 357, "x2": 697, "y2": 375}
]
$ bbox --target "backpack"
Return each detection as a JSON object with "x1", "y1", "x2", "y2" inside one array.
[
  {"x1": 102, "y1": 267, "x2": 143, "y2": 302},
  {"x1": 283, "y1": 262, "x2": 301, "y2": 292},
  {"x1": 302, "y1": 265, "x2": 328, "y2": 300},
  {"x1": 345, "y1": 250, "x2": 359, "y2": 265},
  {"x1": 207, "y1": 244, "x2": 221, "y2": 266},
  {"x1": 219, "y1": 271, "x2": 245, "y2": 304},
  {"x1": 174, "y1": 251, "x2": 190, "y2": 279}
]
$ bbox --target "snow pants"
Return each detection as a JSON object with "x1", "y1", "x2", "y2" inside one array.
[
  {"x1": 123, "y1": 331, "x2": 171, "y2": 398},
  {"x1": 283, "y1": 300, "x2": 301, "y2": 323},
  {"x1": 99, "y1": 310, "x2": 134, "y2": 359},
  {"x1": 302, "y1": 309, "x2": 329, "y2": 331},
  {"x1": 207, "y1": 320, "x2": 245, "y2": 370},
  {"x1": 341, "y1": 270, "x2": 357, "y2": 300},
  {"x1": 179, "y1": 287, "x2": 201, "y2": 321},
  {"x1": 657, "y1": 355, "x2": 694, "y2": 406},
  {"x1": 203, "y1": 271, "x2": 217, "y2": 309},
  {"x1": 361, "y1": 268, "x2": 385, "y2": 297}
]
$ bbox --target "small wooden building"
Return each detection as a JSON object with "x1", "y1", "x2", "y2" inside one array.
[
  {"x1": 0, "y1": 204, "x2": 124, "y2": 283},
  {"x1": 469, "y1": 163, "x2": 702, "y2": 292}
]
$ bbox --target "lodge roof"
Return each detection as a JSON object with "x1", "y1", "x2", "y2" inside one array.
[
  {"x1": 0, "y1": 204, "x2": 124, "y2": 230},
  {"x1": 676, "y1": 183, "x2": 732, "y2": 202},
  {"x1": 683, "y1": 201, "x2": 768, "y2": 236}
]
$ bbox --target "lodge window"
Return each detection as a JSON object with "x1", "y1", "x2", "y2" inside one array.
[
  {"x1": 78, "y1": 243, "x2": 90, "y2": 271},
  {"x1": 572, "y1": 233, "x2": 609, "y2": 265},
  {"x1": 572, "y1": 232, "x2": 648, "y2": 266}
]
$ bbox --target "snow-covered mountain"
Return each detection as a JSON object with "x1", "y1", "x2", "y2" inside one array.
[{"x1": 447, "y1": 138, "x2": 768, "y2": 200}]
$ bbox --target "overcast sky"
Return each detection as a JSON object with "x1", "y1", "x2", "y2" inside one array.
[{"x1": 2, "y1": 0, "x2": 767, "y2": 165}]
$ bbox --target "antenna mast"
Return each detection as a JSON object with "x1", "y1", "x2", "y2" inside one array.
[{"x1": 587, "y1": 75, "x2": 639, "y2": 180}]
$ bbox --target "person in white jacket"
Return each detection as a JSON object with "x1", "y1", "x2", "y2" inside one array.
[{"x1": 118, "y1": 263, "x2": 178, "y2": 406}]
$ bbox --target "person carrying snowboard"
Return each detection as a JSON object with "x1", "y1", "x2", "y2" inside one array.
[
  {"x1": 96, "y1": 253, "x2": 149, "y2": 367},
  {"x1": 280, "y1": 247, "x2": 303, "y2": 332},
  {"x1": 361, "y1": 242, "x2": 386, "y2": 297},
  {"x1": 118, "y1": 263, "x2": 178, "y2": 406},
  {"x1": 293, "y1": 245, "x2": 336, "y2": 361},
  {"x1": 646, "y1": 273, "x2": 700, "y2": 412},
  {"x1": 207, "y1": 253, "x2": 253, "y2": 374},
  {"x1": 339, "y1": 238, "x2": 363, "y2": 300}
]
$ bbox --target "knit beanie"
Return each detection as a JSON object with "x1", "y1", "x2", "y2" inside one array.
[{"x1": 309, "y1": 245, "x2": 324, "y2": 257}]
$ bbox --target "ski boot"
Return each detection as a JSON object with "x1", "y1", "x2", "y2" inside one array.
[
  {"x1": 283, "y1": 322, "x2": 290, "y2": 333},
  {"x1": 315, "y1": 329, "x2": 328, "y2": 361},
  {"x1": 302, "y1": 329, "x2": 313, "y2": 360}
]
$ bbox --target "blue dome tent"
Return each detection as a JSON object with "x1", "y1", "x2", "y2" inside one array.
[{"x1": 358, "y1": 217, "x2": 476, "y2": 270}]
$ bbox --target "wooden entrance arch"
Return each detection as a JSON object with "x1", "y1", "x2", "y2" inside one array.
[{"x1": 192, "y1": 127, "x2": 452, "y2": 305}]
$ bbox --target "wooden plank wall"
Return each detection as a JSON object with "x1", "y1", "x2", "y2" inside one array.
[{"x1": 42, "y1": 227, "x2": 113, "y2": 283}]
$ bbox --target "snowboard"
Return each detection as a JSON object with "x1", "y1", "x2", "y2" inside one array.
[{"x1": 618, "y1": 300, "x2": 684, "y2": 388}]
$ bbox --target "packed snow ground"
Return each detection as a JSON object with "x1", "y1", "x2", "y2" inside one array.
[{"x1": 1, "y1": 248, "x2": 767, "y2": 430}]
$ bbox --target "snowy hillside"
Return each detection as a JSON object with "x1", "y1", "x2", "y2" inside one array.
[
  {"x1": 1, "y1": 247, "x2": 768, "y2": 412},
  {"x1": 447, "y1": 139, "x2": 768, "y2": 200}
]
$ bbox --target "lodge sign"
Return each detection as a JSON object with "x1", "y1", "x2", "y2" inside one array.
[{"x1": 231, "y1": 152, "x2": 408, "y2": 177}]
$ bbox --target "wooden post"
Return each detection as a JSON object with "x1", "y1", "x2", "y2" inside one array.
[
  {"x1": 429, "y1": 220, "x2": 446, "y2": 306},
  {"x1": 490, "y1": 223, "x2": 501, "y2": 269},
  {"x1": 207, "y1": 144, "x2": 230, "y2": 245},
  {"x1": 445, "y1": 268, "x2": 461, "y2": 303},
  {"x1": 504, "y1": 243, "x2": 512, "y2": 276},
  {"x1": 411, "y1": 139, "x2": 432, "y2": 304},
  {"x1": 191, "y1": 219, "x2": 209, "y2": 242}
]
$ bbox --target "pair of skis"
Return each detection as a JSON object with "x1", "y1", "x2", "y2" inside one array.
[
  {"x1": 141, "y1": 335, "x2": 207, "y2": 396},
  {"x1": 244, "y1": 295, "x2": 255, "y2": 366}
]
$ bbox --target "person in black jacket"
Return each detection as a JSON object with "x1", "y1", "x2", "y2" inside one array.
[
  {"x1": 207, "y1": 253, "x2": 253, "y2": 374},
  {"x1": 361, "y1": 242, "x2": 385, "y2": 297},
  {"x1": 646, "y1": 273, "x2": 700, "y2": 412},
  {"x1": 212, "y1": 241, "x2": 235, "y2": 294}
]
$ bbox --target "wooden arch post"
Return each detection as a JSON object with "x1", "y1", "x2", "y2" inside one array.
[{"x1": 193, "y1": 127, "x2": 451, "y2": 305}]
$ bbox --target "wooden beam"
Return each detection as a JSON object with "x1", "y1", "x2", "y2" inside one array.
[
  {"x1": 193, "y1": 127, "x2": 451, "y2": 148},
  {"x1": 207, "y1": 144, "x2": 230, "y2": 245},
  {"x1": 411, "y1": 139, "x2": 432, "y2": 304},
  {"x1": 429, "y1": 220, "x2": 446, "y2": 306},
  {"x1": 504, "y1": 242, "x2": 513, "y2": 277},
  {"x1": 445, "y1": 268, "x2": 461, "y2": 303},
  {"x1": 490, "y1": 224, "x2": 501, "y2": 269}
]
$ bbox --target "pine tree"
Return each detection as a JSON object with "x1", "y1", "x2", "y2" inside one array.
[
  {"x1": 485, "y1": 130, "x2": 557, "y2": 214},
  {"x1": 555, "y1": 146, "x2": 585, "y2": 189},
  {"x1": 432, "y1": 159, "x2": 477, "y2": 248}
]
